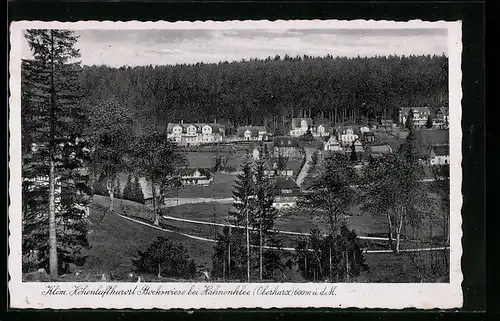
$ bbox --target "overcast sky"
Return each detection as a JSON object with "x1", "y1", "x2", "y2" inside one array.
[{"x1": 22, "y1": 28, "x2": 448, "y2": 67}]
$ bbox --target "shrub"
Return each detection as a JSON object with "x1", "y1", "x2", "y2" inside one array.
[{"x1": 132, "y1": 236, "x2": 197, "y2": 279}]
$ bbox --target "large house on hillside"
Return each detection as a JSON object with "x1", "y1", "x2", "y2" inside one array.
[
  {"x1": 237, "y1": 126, "x2": 269, "y2": 141},
  {"x1": 167, "y1": 121, "x2": 226, "y2": 146},
  {"x1": 273, "y1": 176, "x2": 301, "y2": 209},
  {"x1": 399, "y1": 107, "x2": 431, "y2": 128},
  {"x1": 289, "y1": 118, "x2": 313, "y2": 137},
  {"x1": 337, "y1": 127, "x2": 359, "y2": 147},
  {"x1": 324, "y1": 136, "x2": 343, "y2": 151},
  {"x1": 273, "y1": 136, "x2": 303, "y2": 159}
]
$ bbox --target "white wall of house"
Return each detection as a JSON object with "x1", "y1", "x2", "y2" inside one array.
[{"x1": 430, "y1": 155, "x2": 450, "y2": 166}]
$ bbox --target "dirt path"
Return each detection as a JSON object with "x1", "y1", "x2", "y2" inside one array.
[{"x1": 296, "y1": 147, "x2": 316, "y2": 187}]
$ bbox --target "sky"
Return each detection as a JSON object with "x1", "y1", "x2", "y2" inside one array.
[{"x1": 21, "y1": 28, "x2": 448, "y2": 67}]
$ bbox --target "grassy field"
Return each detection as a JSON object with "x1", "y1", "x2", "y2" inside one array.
[
  {"x1": 186, "y1": 150, "x2": 248, "y2": 171},
  {"x1": 173, "y1": 172, "x2": 237, "y2": 199},
  {"x1": 84, "y1": 196, "x2": 215, "y2": 279},
  {"x1": 69, "y1": 195, "x2": 449, "y2": 282}
]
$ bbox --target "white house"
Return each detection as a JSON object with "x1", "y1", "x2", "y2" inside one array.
[
  {"x1": 179, "y1": 168, "x2": 214, "y2": 185},
  {"x1": 338, "y1": 127, "x2": 359, "y2": 147},
  {"x1": 237, "y1": 126, "x2": 268, "y2": 141},
  {"x1": 272, "y1": 176, "x2": 301, "y2": 209},
  {"x1": 289, "y1": 118, "x2": 313, "y2": 137},
  {"x1": 167, "y1": 121, "x2": 226, "y2": 145},
  {"x1": 323, "y1": 136, "x2": 342, "y2": 152},
  {"x1": 429, "y1": 144, "x2": 450, "y2": 166},
  {"x1": 313, "y1": 122, "x2": 333, "y2": 138},
  {"x1": 353, "y1": 139, "x2": 364, "y2": 153},
  {"x1": 399, "y1": 107, "x2": 431, "y2": 128},
  {"x1": 359, "y1": 126, "x2": 370, "y2": 134}
]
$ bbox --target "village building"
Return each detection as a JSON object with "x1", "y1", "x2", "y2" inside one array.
[
  {"x1": 237, "y1": 126, "x2": 269, "y2": 141},
  {"x1": 399, "y1": 107, "x2": 431, "y2": 128},
  {"x1": 364, "y1": 144, "x2": 393, "y2": 161},
  {"x1": 429, "y1": 144, "x2": 450, "y2": 166},
  {"x1": 289, "y1": 118, "x2": 313, "y2": 137},
  {"x1": 323, "y1": 136, "x2": 343, "y2": 152},
  {"x1": 272, "y1": 176, "x2": 301, "y2": 209},
  {"x1": 167, "y1": 121, "x2": 226, "y2": 146},
  {"x1": 264, "y1": 159, "x2": 294, "y2": 177},
  {"x1": 434, "y1": 107, "x2": 449, "y2": 129},
  {"x1": 311, "y1": 121, "x2": 333, "y2": 138},
  {"x1": 353, "y1": 139, "x2": 364, "y2": 153},
  {"x1": 273, "y1": 136, "x2": 303, "y2": 159},
  {"x1": 362, "y1": 132, "x2": 377, "y2": 144},
  {"x1": 359, "y1": 126, "x2": 370, "y2": 134},
  {"x1": 179, "y1": 168, "x2": 214, "y2": 185},
  {"x1": 337, "y1": 127, "x2": 359, "y2": 147},
  {"x1": 380, "y1": 119, "x2": 395, "y2": 127}
]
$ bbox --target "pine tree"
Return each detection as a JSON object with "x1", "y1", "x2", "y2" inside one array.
[
  {"x1": 122, "y1": 173, "x2": 133, "y2": 201},
  {"x1": 405, "y1": 108, "x2": 414, "y2": 130},
  {"x1": 252, "y1": 160, "x2": 279, "y2": 280},
  {"x1": 350, "y1": 142, "x2": 358, "y2": 163},
  {"x1": 22, "y1": 29, "x2": 90, "y2": 276},
  {"x1": 229, "y1": 161, "x2": 255, "y2": 282},
  {"x1": 426, "y1": 115, "x2": 433, "y2": 129},
  {"x1": 133, "y1": 175, "x2": 145, "y2": 204}
]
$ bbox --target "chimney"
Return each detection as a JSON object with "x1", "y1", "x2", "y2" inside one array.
[{"x1": 180, "y1": 120, "x2": 183, "y2": 125}]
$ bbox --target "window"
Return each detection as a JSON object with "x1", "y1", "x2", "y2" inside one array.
[{"x1": 282, "y1": 189, "x2": 292, "y2": 194}]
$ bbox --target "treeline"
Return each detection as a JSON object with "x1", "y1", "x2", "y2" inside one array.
[{"x1": 79, "y1": 54, "x2": 448, "y2": 134}]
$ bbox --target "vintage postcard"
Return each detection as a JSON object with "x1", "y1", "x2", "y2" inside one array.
[{"x1": 9, "y1": 19, "x2": 462, "y2": 309}]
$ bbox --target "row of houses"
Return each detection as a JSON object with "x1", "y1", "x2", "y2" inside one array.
[{"x1": 398, "y1": 107, "x2": 449, "y2": 128}]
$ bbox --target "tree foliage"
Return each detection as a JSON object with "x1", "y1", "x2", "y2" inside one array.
[
  {"x1": 80, "y1": 55, "x2": 448, "y2": 132},
  {"x1": 132, "y1": 236, "x2": 197, "y2": 279},
  {"x1": 295, "y1": 226, "x2": 368, "y2": 282},
  {"x1": 22, "y1": 29, "x2": 91, "y2": 275}
]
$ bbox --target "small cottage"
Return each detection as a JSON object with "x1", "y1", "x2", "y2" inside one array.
[
  {"x1": 429, "y1": 144, "x2": 450, "y2": 166},
  {"x1": 179, "y1": 168, "x2": 214, "y2": 185}
]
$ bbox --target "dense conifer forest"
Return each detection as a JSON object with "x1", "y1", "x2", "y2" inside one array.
[{"x1": 79, "y1": 54, "x2": 448, "y2": 133}]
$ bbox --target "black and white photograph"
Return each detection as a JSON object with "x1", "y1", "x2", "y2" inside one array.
[{"x1": 9, "y1": 20, "x2": 463, "y2": 309}]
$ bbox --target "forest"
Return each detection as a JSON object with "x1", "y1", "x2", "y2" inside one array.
[{"x1": 79, "y1": 54, "x2": 449, "y2": 134}]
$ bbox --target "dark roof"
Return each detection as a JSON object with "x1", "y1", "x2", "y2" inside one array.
[
  {"x1": 291, "y1": 118, "x2": 313, "y2": 128},
  {"x1": 166, "y1": 122, "x2": 226, "y2": 134},
  {"x1": 400, "y1": 107, "x2": 431, "y2": 114},
  {"x1": 430, "y1": 144, "x2": 449, "y2": 157},
  {"x1": 237, "y1": 126, "x2": 267, "y2": 137},
  {"x1": 365, "y1": 145, "x2": 392, "y2": 154},
  {"x1": 274, "y1": 176, "x2": 300, "y2": 190},
  {"x1": 180, "y1": 168, "x2": 212, "y2": 177},
  {"x1": 273, "y1": 136, "x2": 300, "y2": 148}
]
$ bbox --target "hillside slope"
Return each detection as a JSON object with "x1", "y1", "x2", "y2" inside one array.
[{"x1": 83, "y1": 195, "x2": 214, "y2": 279}]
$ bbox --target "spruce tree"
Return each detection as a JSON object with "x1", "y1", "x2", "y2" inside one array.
[
  {"x1": 122, "y1": 173, "x2": 133, "y2": 201},
  {"x1": 133, "y1": 175, "x2": 145, "y2": 204},
  {"x1": 229, "y1": 161, "x2": 255, "y2": 282},
  {"x1": 426, "y1": 115, "x2": 434, "y2": 129},
  {"x1": 252, "y1": 160, "x2": 279, "y2": 280},
  {"x1": 405, "y1": 108, "x2": 414, "y2": 130},
  {"x1": 22, "y1": 29, "x2": 90, "y2": 276}
]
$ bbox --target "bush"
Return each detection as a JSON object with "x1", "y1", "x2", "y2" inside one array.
[{"x1": 132, "y1": 236, "x2": 198, "y2": 279}]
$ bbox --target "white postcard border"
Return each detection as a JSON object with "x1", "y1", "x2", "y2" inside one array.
[{"x1": 9, "y1": 19, "x2": 463, "y2": 309}]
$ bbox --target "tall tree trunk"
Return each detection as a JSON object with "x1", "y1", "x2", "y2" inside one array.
[
  {"x1": 345, "y1": 250, "x2": 349, "y2": 282},
  {"x1": 48, "y1": 30, "x2": 58, "y2": 278},
  {"x1": 395, "y1": 206, "x2": 405, "y2": 254},
  {"x1": 387, "y1": 211, "x2": 394, "y2": 251},
  {"x1": 259, "y1": 218, "x2": 263, "y2": 281},
  {"x1": 246, "y1": 206, "x2": 250, "y2": 282},
  {"x1": 228, "y1": 242, "x2": 231, "y2": 279},
  {"x1": 329, "y1": 246, "x2": 332, "y2": 281},
  {"x1": 151, "y1": 178, "x2": 159, "y2": 225},
  {"x1": 107, "y1": 175, "x2": 114, "y2": 212}
]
